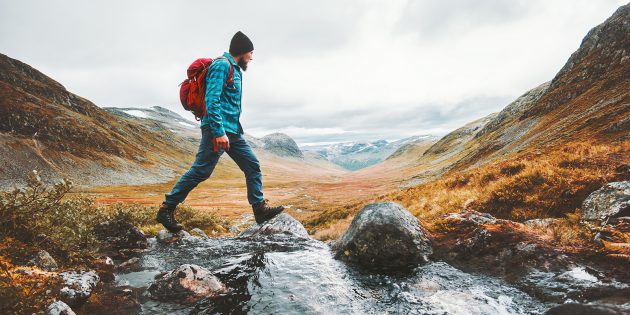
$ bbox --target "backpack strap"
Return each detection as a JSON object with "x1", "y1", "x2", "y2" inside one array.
[{"x1": 219, "y1": 56, "x2": 235, "y2": 86}]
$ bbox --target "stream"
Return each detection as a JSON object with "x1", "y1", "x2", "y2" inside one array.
[{"x1": 108, "y1": 232, "x2": 561, "y2": 315}]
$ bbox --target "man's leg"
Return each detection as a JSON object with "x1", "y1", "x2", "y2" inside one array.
[
  {"x1": 225, "y1": 132, "x2": 285, "y2": 224},
  {"x1": 224, "y1": 132, "x2": 264, "y2": 205},
  {"x1": 164, "y1": 126, "x2": 224, "y2": 206}
]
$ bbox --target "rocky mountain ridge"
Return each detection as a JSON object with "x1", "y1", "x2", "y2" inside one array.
[{"x1": 106, "y1": 107, "x2": 308, "y2": 160}]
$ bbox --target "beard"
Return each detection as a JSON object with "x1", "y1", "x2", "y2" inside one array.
[{"x1": 238, "y1": 58, "x2": 248, "y2": 71}]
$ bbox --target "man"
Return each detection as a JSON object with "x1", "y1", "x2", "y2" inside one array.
[{"x1": 156, "y1": 31, "x2": 285, "y2": 233}]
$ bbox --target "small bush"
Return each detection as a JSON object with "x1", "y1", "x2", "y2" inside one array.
[
  {"x1": 444, "y1": 175, "x2": 470, "y2": 188},
  {"x1": 500, "y1": 163, "x2": 525, "y2": 176},
  {"x1": 558, "y1": 157, "x2": 588, "y2": 168},
  {"x1": 480, "y1": 173, "x2": 497, "y2": 185},
  {"x1": 0, "y1": 171, "x2": 105, "y2": 262},
  {"x1": 478, "y1": 170, "x2": 549, "y2": 220}
]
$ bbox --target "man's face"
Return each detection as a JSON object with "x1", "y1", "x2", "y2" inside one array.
[{"x1": 238, "y1": 51, "x2": 253, "y2": 71}]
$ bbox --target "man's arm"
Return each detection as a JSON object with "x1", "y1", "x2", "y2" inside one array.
[{"x1": 205, "y1": 59, "x2": 230, "y2": 138}]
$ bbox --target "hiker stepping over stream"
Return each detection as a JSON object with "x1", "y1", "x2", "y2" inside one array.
[{"x1": 157, "y1": 31, "x2": 285, "y2": 232}]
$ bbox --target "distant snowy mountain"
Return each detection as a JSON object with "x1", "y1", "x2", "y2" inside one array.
[
  {"x1": 106, "y1": 107, "x2": 306, "y2": 159},
  {"x1": 104, "y1": 106, "x2": 200, "y2": 141},
  {"x1": 301, "y1": 135, "x2": 437, "y2": 170}
]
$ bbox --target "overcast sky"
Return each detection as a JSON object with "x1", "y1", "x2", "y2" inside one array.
[{"x1": 0, "y1": 0, "x2": 625, "y2": 145}]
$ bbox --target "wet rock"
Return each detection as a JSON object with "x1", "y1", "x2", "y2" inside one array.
[
  {"x1": 94, "y1": 219, "x2": 148, "y2": 253},
  {"x1": 582, "y1": 181, "x2": 630, "y2": 221},
  {"x1": 239, "y1": 212, "x2": 309, "y2": 238},
  {"x1": 45, "y1": 300, "x2": 76, "y2": 315},
  {"x1": 437, "y1": 210, "x2": 519, "y2": 256},
  {"x1": 331, "y1": 201, "x2": 433, "y2": 270},
  {"x1": 156, "y1": 229, "x2": 191, "y2": 244},
  {"x1": 521, "y1": 266, "x2": 630, "y2": 304},
  {"x1": 79, "y1": 286, "x2": 141, "y2": 314},
  {"x1": 59, "y1": 270, "x2": 100, "y2": 307},
  {"x1": 148, "y1": 264, "x2": 227, "y2": 303},
  {"x1": 94, "y1": 256, "x2": 114, "y2": 267},
  {"x1": 544, "y1": 303, "x2": 630, "y2": 315},
  {"x1": 190, "y1": 228, "x2": 209, "y2": 238},
  {"x1": 92, "y1": 256, "x2": 115, "y2": 282},
  {"x1": 28, "y1": 250, "x2": 58, "y2": 271},
  {"x1": 116, "y1": 257, "x2": 142, "y2": 272},
  {"x1": 429, "y1": 210, "x2": 569, "y2": 276}
]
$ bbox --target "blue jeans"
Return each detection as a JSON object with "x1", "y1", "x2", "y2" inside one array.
[{"x1": 164, "y1": 126, "x2": 264, "y2": 206}]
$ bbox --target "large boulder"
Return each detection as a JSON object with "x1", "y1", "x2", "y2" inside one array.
[
  {"x1": 148, "y1": 264, "x2": 226, "y2": 303},
  {"x1": 239, "y1": 213, "x2": 309, "y2": 238},
  {"x1": 332, "y1": 202, "x2": 433, "y2": 270},
  {"x1": 59, "y1": 270, "x2": 100, "y2": 307},
  {"x1": 581, "y1": 181, "x2": 630, "y2": 221}
]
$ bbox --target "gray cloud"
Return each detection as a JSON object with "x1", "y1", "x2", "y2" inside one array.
[
  {"x1": 1, "y1": 0, "x2": 625, "y2": 145},
  {"x1": 243, "y1": 94, "x2": 513, "y2": 144},
  {"x1": 396, "y1": 0, "x2": 531, "y2": 40}
]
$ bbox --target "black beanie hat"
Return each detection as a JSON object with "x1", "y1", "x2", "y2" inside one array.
[{"x1": 229, "y1": 31, "x2": 254, "y2": 56}]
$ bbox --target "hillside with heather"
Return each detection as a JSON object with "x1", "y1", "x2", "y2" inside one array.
[{"x1": 307, "y1": 4, "x2": 629, "y2": 258}]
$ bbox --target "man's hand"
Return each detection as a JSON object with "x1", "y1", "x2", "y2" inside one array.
[{"x1": 212, "y1": 135, "x2": 230, "y2": 152}]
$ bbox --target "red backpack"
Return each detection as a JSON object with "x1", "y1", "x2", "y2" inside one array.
[{"x1": 179, "y1": 57, "x2": 234, "y2": 121}]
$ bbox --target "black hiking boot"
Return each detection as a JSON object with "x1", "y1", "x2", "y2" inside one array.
[
  {"x1": 252, "y1": 198, "x2": 285, "y2": 224},
  {"x1": 156, "y1": 202, "x2": 183, "y2": 233}
]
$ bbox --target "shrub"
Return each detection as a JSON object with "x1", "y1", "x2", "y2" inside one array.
[
  {"x1": 0, "y1": 171, "x2": 105, "y2": 262},
  {"x1": 478, "y1": 170, "x2": 548, "y2": 220},
  {"x1": 444, "y1": 175, "x2": 470, "y2": 188},
  {"x1": 500, "y1": 163, "x2": 525, "y2": 176},
  {"x1": 480, "y1": 173, "x2": 498, "y2": 185}
]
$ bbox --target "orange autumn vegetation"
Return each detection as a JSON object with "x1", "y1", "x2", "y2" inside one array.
[
  {"x1": 0, "y1": 238, "x2": 63, "y2": 314},
  {"x1": 306, "y1": 139, "x2": 630, "y2": 250}
]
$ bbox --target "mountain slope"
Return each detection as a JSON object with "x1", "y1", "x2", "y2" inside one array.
[
  {"x1": 446, "y1": 5, "x2": 629, "y2": 172},
  {"x1": 0, "y1": 51, "x2": 345, "y2": 191},
  {"x1": 307, "y1": 4, "x2": 629, "y2": 243},
  {"x1": 104, "y1": 106, "x2": 200, "y2": 142},
  {"x1": 389, "y1": 4, "x2": 629, "y2": 178},
  {"x1": 0, "y1": 53, "x2": 199, "y2": 189}
]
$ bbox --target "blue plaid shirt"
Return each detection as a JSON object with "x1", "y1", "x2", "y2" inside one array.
[{"x1": 201, "y1": 52, "x2": 243, "y2": 136}]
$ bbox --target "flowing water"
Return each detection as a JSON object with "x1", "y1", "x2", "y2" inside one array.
[{"x1": 111, "y1": 233, "x2": 557, "y2": 315}]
